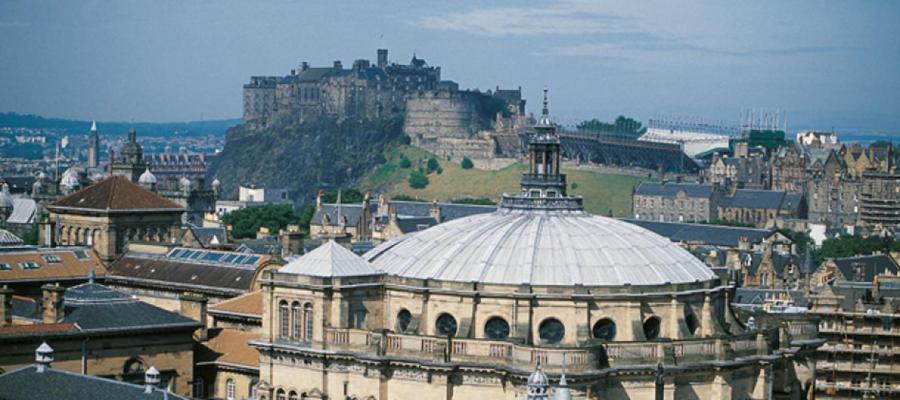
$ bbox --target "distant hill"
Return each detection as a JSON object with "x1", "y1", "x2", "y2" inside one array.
[{"x1": 0, "y1": 112, "x2": 239, "y2": 137}]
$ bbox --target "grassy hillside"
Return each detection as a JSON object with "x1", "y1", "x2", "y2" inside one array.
[{"x1": 359, "y1": 145, "x2": 649, "y2": 217}]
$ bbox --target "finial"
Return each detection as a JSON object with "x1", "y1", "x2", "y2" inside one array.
[
  {"x1": 542, "y1": 87, "x2": 549, "y2": 117},
  {"x1": 88, "y1": 268, "x2": 95, "y2": 284}
]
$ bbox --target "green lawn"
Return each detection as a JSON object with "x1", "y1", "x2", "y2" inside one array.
[{"x1": 359, "y1": 145, "x2": 648, "y2": 217}]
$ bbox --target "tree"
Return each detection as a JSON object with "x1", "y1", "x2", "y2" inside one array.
[
  {"x1": 321, "y1": 188, "x2": 364, "y2": 203},
  {"x1": 408, "y1": 170, "x2": 429, "y2": 189},
  {"x1": 296, "y1": 204, "x2": 316, "y2": 233},
  {"x1": 399, "y1": 155, "x2": 411, "y2": 169},
  {"x1": 815, "y1": 235, "x2": 899, "y2": 264},
  {"x1": 392, "y1": 194, "x2": 428, "y2": 202},
  {"x1": 399, "y1": 134, "x2": 412, "y2": 145},
  {"x1": 460, "y1": 156, "x2": 474, "y2": 170},
  {"x1": 449, "y1": 197, "x2": 496, "y2": 205},
  {"x1": 221, "y1": 204, "x2": 297, "y2": 239},
  {"x1": 426, "y1": 157, "x2": 440, "y2": 174},
  {"x1": 576, "y1": 116, "x2": 645, "y2": 137}
]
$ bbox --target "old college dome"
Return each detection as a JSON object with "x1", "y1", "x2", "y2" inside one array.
[{"x1": 254, "y1": 90, "x2": 821, "y2": 400}]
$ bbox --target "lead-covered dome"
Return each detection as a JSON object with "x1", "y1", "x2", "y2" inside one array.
[{"x1": 364, "y1": 208, "x2": 715, "y2": 287}]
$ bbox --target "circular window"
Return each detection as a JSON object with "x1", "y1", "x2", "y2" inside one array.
[
  {"x1": 538, "y1": 318, "x2": 565, "y2": 344},
  {"x1": 686, "y1": 312, "x2": 700, "y2": 336},
  {"x1": 484, "y1": 317, "x2": 510, "y2": 340},
  {"x1": 435, "y1": 313, "x2": 457, "y2": 337},
  {"x1": 643, "y1": 316, "x2": 662, "y2": 340},
  {"x1": 396, "y1": 309, "x2": 412, "y2": 332},
  {"x1": 592, "y1": 318, "x2": 617, "y2": 341}
]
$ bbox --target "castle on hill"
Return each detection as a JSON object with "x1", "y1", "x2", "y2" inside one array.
[{"x1": 242, "y1": 49, "x2": 529, "y2": 163}]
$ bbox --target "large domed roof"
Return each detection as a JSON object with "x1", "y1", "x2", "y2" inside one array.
[{"x1": 364, "y1": 209, "x2": 716, "y2": 287}]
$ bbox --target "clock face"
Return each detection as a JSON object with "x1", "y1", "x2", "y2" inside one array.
[
  {"x1": 484, "y1": 317, "x2": 510, "y2": 340},
  {"x1": 592, "y1": 318, "x2": 616, "y2": 341},
  {"x1": 436, "y1": 314, "x2": 457, "y2": 337},
  {"x1": 396, "y1": 310, "x2": 412, "y2": 332},
  {"x1": 538, "y1": 318, "x2": 565, "y2": 344}
]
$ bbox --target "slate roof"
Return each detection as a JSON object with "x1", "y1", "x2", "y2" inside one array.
[
  {"x1": 108, "y1": 249, "x2": 268, "y2": 295},
  {"x1": 633, "y1": 182, "x2": 713, "y2": 198},
  {"x1": 61, "y1": 282, "x2": 200, "y2": 332},
  {"x1": 733, "y1": 288, "x2": 809, "y2": 308},
  {"x1": 280, "y1": 240, "x2": 381, "y2": 278},
  {"x1": 312, "y1": 203, "x2": 376, "y2": 227},
  {"x1": 0, "y1": 247, "x2": 105, "y2": 284},
  {"x1": 390, "y1": 200, "x2": 496, "y2": 221},
  {"x1": 183, "y1": 225, "x2": 228, "y2": 247},
  {"x1": 196, "y1": 328, "x2": 260, "y2": 369},
  {"x1": 235, "y1": 238, "x2": 279, "y2": 255},
  {"x1": 7, "y1": 198, "x2": 36, "y2": 225},
  {"x1": 395, "y1": 216, "x2": 438, "y2": 234},
  {"x1": 0, "y1": 365, "x2": 189, "y2": 400},
  {"x1": 0, "y1": 229, "x2": 23, "y2": 246},
  {"x1": 0, "y1": 176, "x2": 36, "y2": 194},
  {"x1": 209, "y1": 290, "x2": 262, "y2": 318},
  {"x1": 832, "y1": 255, "x2": 899, "y2": 282},
  {"x1": 624, "y1": 219, "x2": 773, "y2": 248},
  {"x1": 49, "y1": 176, "x2": 183, "y2": 212}
]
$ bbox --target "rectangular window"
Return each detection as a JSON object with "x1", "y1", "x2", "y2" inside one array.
[
  {"x1": 18, "y1": 262, "x2": 40, "y2": 270},
  {"x1": 73, "y1": 250, "x2": 90, "y2": 260},
  {"x1": 0, "y1": 263, "x2": 10, "y2": 271}
]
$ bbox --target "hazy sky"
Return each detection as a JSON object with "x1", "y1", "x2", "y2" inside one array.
[{"x1": 2, "y1": 0, "x2": 899, "y2": 133}]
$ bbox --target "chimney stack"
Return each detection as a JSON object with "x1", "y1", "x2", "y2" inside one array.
[
  {"x1": 333, "y1": 60, "x2": 342, "y2": 70},
  {"x1": 179, "y1": 293, "x2": 208, "y2": 341},
  {"x1": 41, "y1": 283, "x2": 66, "y2": 324},
  {"x1": 35, "y1": 342, "x2": 54, "y2": 373},
  {"x1": 0, "y1": 285, "x2": 12, "y2": 327}
]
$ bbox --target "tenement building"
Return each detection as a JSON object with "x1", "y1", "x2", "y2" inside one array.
[{"x1": 251, "y1": 94, "x2": 820, "y2": 400}]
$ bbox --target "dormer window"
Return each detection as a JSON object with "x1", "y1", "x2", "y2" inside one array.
[
  {"x1": 42, "y1": 254, "x2": 61, "y2": 263},
  {"x1": 0, "y1": 263, "x2": 10, "y2": 271},
  {"x1": 19, "y1": 262, "x2": 40, "y2": 270}
]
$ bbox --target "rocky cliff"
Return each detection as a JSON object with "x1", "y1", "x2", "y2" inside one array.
[{"x1": 209, "y1": 116, "x2": 404, "y2": 204}]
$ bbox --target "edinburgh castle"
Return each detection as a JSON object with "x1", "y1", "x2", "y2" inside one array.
[{"x1": 242, "y1": 49, "x2": 529, "y2": 163}]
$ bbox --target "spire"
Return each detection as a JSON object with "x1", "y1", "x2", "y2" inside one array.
[
  {"x1": 90, "y1": 121, "x2": 97, "y2": 132},
  {"x1": 554, "y1": 352, "x2": 572, "y2": 400},
  {"x1": 128, "y1": 127, "x2": 136, "y2": 142},
  {"x1": 542, "y1": 87, "x2": 549, "y2": 119}
]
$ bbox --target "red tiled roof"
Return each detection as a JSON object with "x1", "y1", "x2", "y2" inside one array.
[
  {"x1": 0, "y1": 248, "x2": 106, "y2": 284},
  {"x1": 209, "y1": 291, "x2": 262, "y2": 317},
  {"x1": 197, "y1": 328, "x2": 259, "y2": 368},
  {"x1": 0, "y1": 322, "x2": 78, "y2": 335},
  {"x1": 49, "y1": 176, "x2": 182, "y2": 211}
]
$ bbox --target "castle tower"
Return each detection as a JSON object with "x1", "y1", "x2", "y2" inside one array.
[
  {"x1": 87, "y1": 121, "x2": 99, "y2": 168},
  {"x1": 377, "y1": 49, "x2": 388, "y2": 68}
]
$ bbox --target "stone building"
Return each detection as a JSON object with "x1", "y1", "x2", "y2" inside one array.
[
  {"x1": 805, "y1": 149, "x2": 861, "y2": 229},
  {"x1": 632, "y1": 181, "x2": 719, "y2": 223},
  {"x1": 770, "y1": 144, "x2": 806, "y2": 192},
  {"x1": 87, "y1": 121, "x2": 100, "y2": 169},
  {"x1": 111, "y1": 128, "x2": 149, "y2": 182},
  {"x1": 0, "y1": 279, "x2": 201, "y2": 397},
  {"x1": 717, "y1": 188, "x2": 806, "y2": 228},
  {"x1": 808, "y1": 271, "x2": 900, "y2": 398},
  {"x1": 196, "y1": 291, "x2": 264, "y2": 400},
  {"x1": 106, "y1": 246, "x2": 277, "y2": 311},
  {"x1": 0, "y1": 344, "x2": 188, "y2": 400},
  {"x1": 705, "y1": 142, "x2": 768, "y2": 189},
  {"x1": 250, "y1": 96, "x2": 820, "y2": 400},
  {"x1": 859, "y1": 169, "x2": 900, "y2": 229},
  {"x1": 43, "y1": 176, "x2": 184, "y2": 262},
  {"x1": 0, "y1": 243, "x2": 105, "y2": 298}
]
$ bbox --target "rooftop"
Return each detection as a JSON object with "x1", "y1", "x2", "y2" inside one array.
[
  {"x1": 49, "y1": 175, "x2": 183, "y2": 212},
  {"x1": 0, "y1": 364, "x2": 188, "y2": 400}
]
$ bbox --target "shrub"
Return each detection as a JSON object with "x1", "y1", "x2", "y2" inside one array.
[
  {"x1": 400, "y1": 134, "x2": 411, "y2": 145},
  {"x1": 426, "y1": 157, "x2": 440, "y2": 173},
  {"x1": 571, "y1": 182, "x2": 578, "y2": 190},
  {"x1": 435, "y1": 166, "x2": 443, "y2": 174},
  {"x1": 399, "y1": 155, "x2": 411, "y2": 169},
  {"x1": 461, "y1": 156, "x2": 474, "y2": 170},
  {"x1": 408, "y1": 170, "x2": 429, "y2": 189}
]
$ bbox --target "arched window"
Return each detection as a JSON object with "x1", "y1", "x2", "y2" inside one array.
[
  {"x1": 276, "y1": 389, "x2": 286, "y2": 400},
  {"x1": 279, "y1": 301, "x2": 289, "y2": 338},
  {"x1": 291, "y1": 302, "x2": 301, "y2": 339},
  {"x1": 304, "y1": 303, "x2": 314, "y2": 341},
  {"x1": 643, "y1": 316, "x2": 662, "y2": 340},
  {"x1": 396, "y1": 309, "x2": 412, "y2": 333},
  {"x1": 592, "y1": 318, "x2": 617, "y2": 341},
  {"x1": 538, "y1": 318, "x2": 565, "y2": 344},
  {"x1": 123, "y1": 356, "x2": 146, "y2": 375},
  {"x1": 435, "y1": 313, "x2": 457, "y2": 337},
  {"x1": 289, "y1": 391, "x2": 299, "y2": 400},
  {"x1": 226, "y1": 379, "x2": 236, "y2": 400},
  {"x1": 685, "y1": 311, "x2": 700, "y2": 336},
  {"x1": 484, "y1": 317, "x2": 510, "y2": 340}
]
